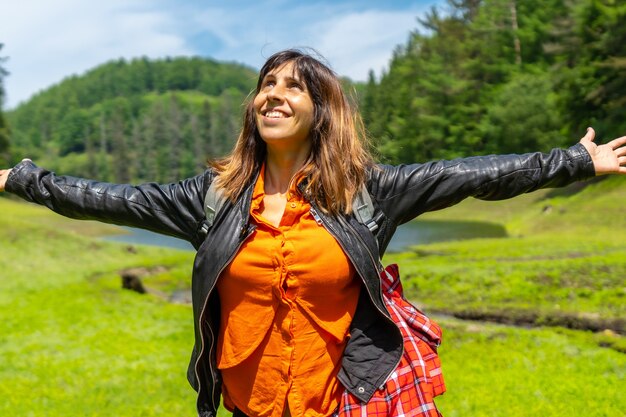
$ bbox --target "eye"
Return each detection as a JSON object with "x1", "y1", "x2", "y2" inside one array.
[
  {"x1": 261, "y1": 79, "x2": 276, "y2": 89},
  {"x1": 288, "y1": 81, "x2": 304, "y2": 91}
]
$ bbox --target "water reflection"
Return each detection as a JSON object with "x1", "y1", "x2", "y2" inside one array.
[
  {"x1": 386, "y1": 219, "x2": 507, "y2": 252},
  {"x1": 103, "y1": 219, "x2": 507, "y2": 253},
  {"x1": 104, "y1": 228, "x2": 194, "y2": 251}
]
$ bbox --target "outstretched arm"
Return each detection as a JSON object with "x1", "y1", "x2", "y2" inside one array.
[
  {"x1": 579, "y1": 128, "x2": 626, "y2": 175},
  {"x1": 371, "y1": 128, "x2": 626, "y2": 226},
  {"x1": 0, "y1": 159, "x2": 210, "y2": 246}
]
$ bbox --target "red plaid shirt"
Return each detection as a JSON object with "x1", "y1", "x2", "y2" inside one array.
[{"x1": 336, "y1": 264, "x2": 445, "y2": 417}]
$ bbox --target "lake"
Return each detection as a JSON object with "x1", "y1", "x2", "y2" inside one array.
[{"x1": 103, "y1": 219, "x2": 507, "y2": 252}]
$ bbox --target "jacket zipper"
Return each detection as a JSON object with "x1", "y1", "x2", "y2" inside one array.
[
  {"x1": 309, "y1": 206, "x2": 403, "y2": 388},
  {"x1": 194, "y1": 224, "x2": 256, "y2": 412}
]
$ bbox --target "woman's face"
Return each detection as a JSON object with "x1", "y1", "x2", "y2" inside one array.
[{"x1": 253, "y1": 61, "x2": 315, "y2": 150}]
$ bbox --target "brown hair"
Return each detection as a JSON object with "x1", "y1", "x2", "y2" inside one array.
[{"x1": 211, "y1": 48, "x2": 374, "y2": 215}]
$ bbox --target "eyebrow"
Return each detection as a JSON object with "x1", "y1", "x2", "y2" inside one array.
[{"x1": 265, "y1": 68, "x2": 303, "y2": 82}]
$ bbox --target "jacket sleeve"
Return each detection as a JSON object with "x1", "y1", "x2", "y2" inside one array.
[
  {"x1": 370, "y1": 143, "x2": 596, "y2": 225},
  {"x1": 5, "y1": 160, "x2": 209, "y2": 243}
]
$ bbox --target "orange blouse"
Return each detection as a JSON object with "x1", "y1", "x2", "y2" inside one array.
[{"x1": 216, "y1": 167, "x2": 361, "y2": 417}]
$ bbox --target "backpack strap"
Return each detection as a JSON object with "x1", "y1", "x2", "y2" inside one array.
[
  {"x1": 352, "y1": 183, "x2": 378, "y2": 233},
  {"x1": 200, "y1": 180, "x2": 226, "y2": 236}
]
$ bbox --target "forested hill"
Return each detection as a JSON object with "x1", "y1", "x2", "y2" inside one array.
[
  {"x1": 4, "y1": 1, "x2": 625, "y2": 180},
  {"x1": 6, "y1": 57, "x2": 257, "y2": 184},
  {"x1": 362, "y1": 0, "x2": 626, "y2": 164}
]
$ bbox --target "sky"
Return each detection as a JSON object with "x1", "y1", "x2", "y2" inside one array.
[{"x1": 0, "y1": 0, "x2": 442, "y2": 110}]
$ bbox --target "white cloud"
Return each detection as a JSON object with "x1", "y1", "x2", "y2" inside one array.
[
  {"x1": 311, "y1": 10, "x2": 422, "y2": 81},
  {"x1": 186, "y1": 3, "x2": 430, "y2": 81},
  {"x1": 0, "y1": 0, "x2": 437, "y2": 109},
  {"x1": 1, "y1": 0, "x2": 192, "y2": 109},
  {"x1": 188, "y1": 4, "x2": 324, "y2": 64},
  {"x1": 190, "y1": 8, "x2": 247, "y2": 50}
]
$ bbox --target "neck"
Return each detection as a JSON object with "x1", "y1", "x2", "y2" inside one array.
[{"x1": 264, "y1": 143, "x2": 311, "y2": 195}]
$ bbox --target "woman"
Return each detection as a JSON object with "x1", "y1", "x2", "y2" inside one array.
[{"x1": 1, "y1": 49, "x2": 625, "y2": 417}]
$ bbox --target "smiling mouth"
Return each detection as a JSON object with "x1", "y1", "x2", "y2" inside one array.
[{"x1": 264, "y1": 110, "x2": 288, "y2": 119}]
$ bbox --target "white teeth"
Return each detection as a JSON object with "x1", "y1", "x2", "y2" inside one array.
[{"x1": 265, "y1": 110, "x2": 286, "y2": 118}]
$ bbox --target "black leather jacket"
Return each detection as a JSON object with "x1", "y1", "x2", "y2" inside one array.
[{"x1": 6, "y1": 144, "x2": 594, "y2": 416}]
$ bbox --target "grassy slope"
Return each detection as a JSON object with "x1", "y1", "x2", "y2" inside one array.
[
  {"x1": 1, "y1": 176, "x2": 625, "y2": 416},
  {"x1": 436, "y1": 319, "x2": 625, "y2": 416},
  {"x1": 0, "y1": 197, "x2": 198, "y2": 416},
  {"x1": 385, "y1": 176, "x2": 626, "y2": 335},
  {"x1": 385, "y1": 176, "x2": 626, "y2": 415}
]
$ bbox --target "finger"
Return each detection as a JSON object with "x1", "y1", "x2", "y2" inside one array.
[
  {"x1": 606, "y1": 135, "x2": 626, "y2": 150},
  {"x1": 616, "y1": 146, "x2": 626, "y2": 157},
  {"x1": 580, "y1": 127, "x2": 596, "y2": 143}
]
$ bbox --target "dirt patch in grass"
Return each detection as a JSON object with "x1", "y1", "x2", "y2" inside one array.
[
  {"x1": 117, "y1": 265, "x2": 192, "y2": 304},
  {"x1": 430, "y1": 306, "x2": 625, "y2": 334}
]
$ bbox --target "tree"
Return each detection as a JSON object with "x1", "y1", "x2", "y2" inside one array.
[
  {"x1": 110, "y1": 108, "x2": 131, "y2": 183},
  {"x1": 479, "y1": 72, "x2": 565, "y2": 153},
  {"x1": 136, "y1": 114, "x2": 158, "y2": 183},
  {"x1": 360, "y1": 0, "x2": 592, "y2": 163},
  {"x1": 555, "y1": 0, "x2": 626, "y2": 139},
  {"x1": 164, "y1": 93, "x2": 185, "y2": 181},
  {"x1": 199, "y1": 99, "x2": 214, "y2": 159},
  {"x1": 84, "y1": 124, "x2": 98, "y2": 178},
  {"x1": 212, "y1": 88, "x2": 244, "y2": 157},
  {"x1": 57, "y1": 109, "x2": 90, "y2": 155},
  {"x1": 142, "y1": 101, "x2": 168, "y2": 183}
]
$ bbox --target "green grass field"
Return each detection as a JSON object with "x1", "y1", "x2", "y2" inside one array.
[
  {"x1": 435, "y1": 319, "x2": 625, "y2": 416},
  {"x1": 385, "y1": 177, "x2": 626, "y2": 345},
  {"x1": 0, "y1": 197, "x2": 199, "y2": 416},
  {"x1": 1, "y1": 176, "x2": 625, "y2": 416}
]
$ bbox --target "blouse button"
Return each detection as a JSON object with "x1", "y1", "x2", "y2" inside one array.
[{"x1": 290, "y1": 203, "x2": 297, "y2": 208}]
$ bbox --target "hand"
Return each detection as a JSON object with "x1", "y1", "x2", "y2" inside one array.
[
  {"x1": 579, "y1": 127, "x2": 626, "y2": 175},
  {"x1": 0, "y1": 168, "x2": 11, "y2": 192},
  {"x1": 0, "y1": 159, "x2": 33, "y2": 192}
]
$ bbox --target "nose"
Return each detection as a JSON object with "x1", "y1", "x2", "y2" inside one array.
[{"x1": 267, "y1": 83, "x2": 285, "y2": 102}]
